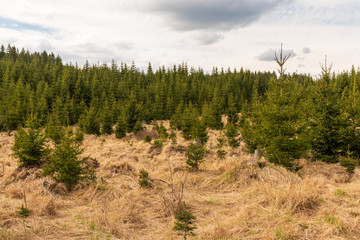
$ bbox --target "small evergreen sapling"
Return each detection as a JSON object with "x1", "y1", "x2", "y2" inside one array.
[
  {"x1": 186, "y1": 142, "x2": 206, "y2": 171},
  {"x1": 340, "y1": 147, "x2": 358, "y2": 180},
  {"x1": 13, "y1": 114, "x2": 49, "y2": 167},
  {"x1": 173, "y1": 203, "x2": 196, "y2": 240},
  {"x1": 17, "y1": 204, "x2": 31, "y2": 217},
  {"x1": 43, "y1": 129, "x2": 96, "y2": 191},
  {"x1": 138, "y1": 169, "x2": 154, "y2": 188},
  {"x1": 144, "y1": 134, "x2": 152, "y2": 143}
]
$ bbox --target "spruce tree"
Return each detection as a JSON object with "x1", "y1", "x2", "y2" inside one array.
[
  {"x1": 225, "y1": 123, "x2": 240, "y2": 148},
  {"x1": 45, "y1": 112, "x2": 65, "y2": 144},
  {"x1": 243, "y1": 45, "x2": 308, "y2": 169},
  {"x1": 115, "y1": 116, "x2": 127, "y2": 139},
  {"x1": 173, "y1": 203, "x2": 196, "y2": 240},
  {"x1": 310, "y1": 58, "x2": 353, "y2": 162},
  {"x1": 100, "y1": 103, "x2": 114, "y2": 135},
  {"x1": 12, "y1": 114, "x2": 49, "y2": 167},
  {"x1": 79, "y1": 106, "x2": 100, "y2": 135},
  {"x1": 186, "y1": 142, "x2": 206, "y2": 171},
  {"x1": 43, "y1": 129, "x2": 96, "y2": 191},
  {"x1": 191, "y1": 120, "x2": 208, "y2": 145}
]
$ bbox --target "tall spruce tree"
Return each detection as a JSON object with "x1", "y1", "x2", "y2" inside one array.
[
  {"x1": 310, "y1": 58, "x2": 354, "y2": 162},
  {"x1": 244, "y1": 45, "x2": 308, "y2": 169}
]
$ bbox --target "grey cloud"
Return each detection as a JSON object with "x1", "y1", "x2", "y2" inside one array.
[
  {"x1": 258, "y1": 48, "x2": 296, "y2": 61},
  {"x1": 141, "y1": 0, "x2": 292, "y2": 31},
  {"x1": 194, "y1": 32, "x2": 224, "y2": 45},
  {"x1": 298, "y1": 63, "x2": 305, "y2": 68},
  {"x1": 0, "y1": 16, "x2": 51, "y2": 33},
  {"x1": 302, "y1": 47, "x2": 310, "y2": 54}
]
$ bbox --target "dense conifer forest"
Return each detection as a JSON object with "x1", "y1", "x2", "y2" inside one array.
[{"x1": 1, "y1": 44, "x2": 360, "y2": 168}]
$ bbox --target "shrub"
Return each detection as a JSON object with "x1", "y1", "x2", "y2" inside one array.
[
  {"x1": 173, "y1": 203, "x2": 196, "y2": 240},
  {"x1": 43, "y1": 129, "x2": 96, "y2": 191},
  {"x1": 17, "y1": 204, "x2": 31, "y2": 217},
  {"x1": 133, "y1": 120, "x2": 143, "y2": 133},
  {"x1": 170, "y1": 131, "x2": 177, "y2": 145},
  {"x1": 12, "y1": 114, "x2": 49, "y2": 167},
  {"x1": 155, "y1": 123, "x2": 168, "y2": 139},
  {"x1": 138, "y1": 169, "x2": 154, "y2": 188},
  {"x1": 186, "y1": 142, "x2": 206, "y2": 171},
  {"x1": 153, "y1": 139, "x2": 164, "y2": 148},
  {"x1": 216, "y1": 149, "x2": 227, "y2": 159},
  {"x1": 144, "y1": 134, "x2": 152, "y2": 143}
]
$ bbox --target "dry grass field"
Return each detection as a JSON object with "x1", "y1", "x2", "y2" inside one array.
[{"x1": 1, "y1": 121, "x2": 360, "y2": 239}]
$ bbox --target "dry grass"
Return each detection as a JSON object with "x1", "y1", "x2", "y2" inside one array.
[{"x1": 1, "y1": 122, "x2": 360, "y2": 239}]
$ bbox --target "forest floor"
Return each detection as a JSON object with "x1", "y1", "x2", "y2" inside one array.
[{"x1": 1, "y1": 121, "x2": 360, "y2": 239}]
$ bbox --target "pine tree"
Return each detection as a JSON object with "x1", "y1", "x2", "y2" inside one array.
[
  {"x1": 225, "y1": 123, "x2": 240, "y2": 148},
  {"x1": 202, "y1": 92, "x2": 223, "y2": 130},
  {"x1": 181, "y1": 104, "x2": 198, "y2": 140},
  {"x1": 173, "y1": 203, "x2": 196, "y2": 240},
  {"x1": 12, "y1": 114, "x2": 49, "y2": 167},
  {"x1": 43, "y1": 129, "x2": 96, "y2": 191},
  {"x1": 79, "y1": 106, "x2": 100, "y2": 135},
  {"x1": 310, "y1": 58, "x2": 353, "y2": 162},
  {"x1": 191, "y1": 120, "x2": 208, "y2": 145},
  {"x1": 115, "y1": 116, "x2": 127, "y2": 139},
  {"x1": 186, "y1": 142, "x2": 206, "y2": 171},
  {"x1": 100, "y1": 103, "x2": 114, "y2": 135},
  {"x1": 45, "y1": 112, "x2": 65, "y2": 144},
  {"x1": 243, "y1": 45, "x2": 308, "y2": 169}
]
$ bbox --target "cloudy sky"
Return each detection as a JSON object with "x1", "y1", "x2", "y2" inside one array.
[{"x1": 0, "y1": 0, "x2": 359, "y2": 76}]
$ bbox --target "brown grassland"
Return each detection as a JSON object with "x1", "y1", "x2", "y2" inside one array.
[{"x1": 1, "y1": 121, "x2": 360, "y2": 239}]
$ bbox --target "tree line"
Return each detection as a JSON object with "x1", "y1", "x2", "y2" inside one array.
[{"x1": 2, "y1": 44, "x2": 360, "y2": 170}]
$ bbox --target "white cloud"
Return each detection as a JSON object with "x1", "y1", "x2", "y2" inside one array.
[
  {"x1": 0, "y1": 0, "x2": 358, "y2": 77},
  {"x1": 258, "y1": 48, "x2": 296, "y2": 62}
]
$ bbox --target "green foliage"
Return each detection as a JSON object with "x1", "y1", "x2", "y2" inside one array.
[
  {"x1": 169, "y1": 131, "x2": 177, "y2": 145},
  {"x1": 154, "y1": 123, "x2": 168, "y2": 140},
  {"x1": 202, "y1": 93, "x2": 223, "y2": 130},
  {"x1": 241, "y1": 46, "x2": 309, "y2": 169},
  {"x1": 225, "y1": 123, "x2": 240, "y2": 148},
  {"x1": 186, "y1": 142, "x2": 206, "y2": 171},
  {"x1": 115, "y1": 117, "x2": 126, "y2": 139},
  {"x1": 124, "y1": 98, "x2": 142, "y2": 133},
  {"x1": 43, "y1": 129, "x2": 96, "y2": 191},
  {"x1": 100, "y1": 106, "x2": 114, "y2": 135},
  {"x1": 339, "y1": 148, "x2": 358, "y2": 175},
  {"x1": 138, "y1": 169, "x2": 154, "y2": 188},
  {"x1": 144, "y1": 134, "x2": 152, "y2": 143},
  {"x1": 216, "y1": 149, "x2": 227, "y2": 159},
  {"x1": 12, "y1": 114, "x2": 49, "y2": 167},
  {"x1": 79, "y1": 107, "x2": 100, "y2": 135},
  {"x1": 216, "y1": 137, "x2": 226, "y2": 148},
  {"x1": 181, "y1": 105, "x2": 199, "y2": 140},
  {"x1": 45, "y1": 112, "x2": 65, "y2": 144},
  {"x1": 173, "y1": 203, "x2": 196, "y2": 240},
  {"x1": 153, "y1": 139, "x2": 164, "y2": 148},
  {"x1": 74, "y1": 128, "x2": 84, "y2": 142},
  {"x1": 191, "y1": 120, "x2": 208, "y2": 145},
  {"x1": 132, "y1": 120, "x2": 143, "y2": 133},
  {"x1": 17, "y1": 204, "x2": 31, "y2": 217},
  {"x1": 310, "y1": 60, "x2": 354, "y2": 162}
]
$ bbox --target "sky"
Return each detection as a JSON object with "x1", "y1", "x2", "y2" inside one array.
[{"x1": 0, "y1": 0, "x2": 359, "y2": 76}]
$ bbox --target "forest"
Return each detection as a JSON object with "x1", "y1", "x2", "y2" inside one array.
[
  {"x1": 1, "y1": 44, "x2": 359, "y2": 169},
  {"x1": 2, "y1": 44, "x2": 360, "y2": 239}
]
